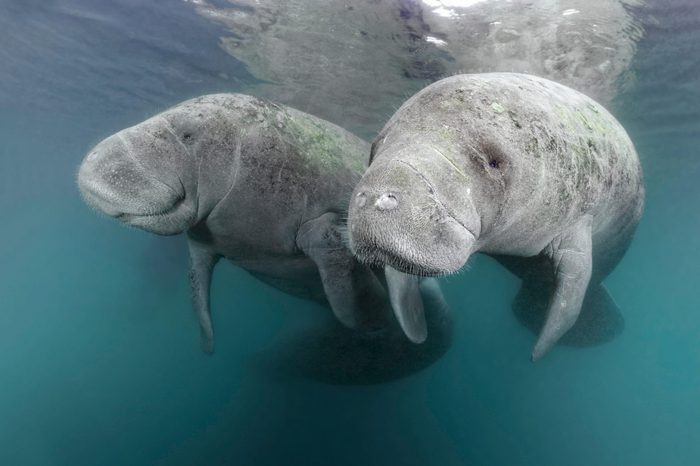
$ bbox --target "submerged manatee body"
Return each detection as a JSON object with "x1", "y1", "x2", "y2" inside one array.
[
  {"x1": 348, "y1": 73, "x2": 644, "y2": 360},
  {"x1": 78, "y1": 94, "x2": 451, "y2": 375}
]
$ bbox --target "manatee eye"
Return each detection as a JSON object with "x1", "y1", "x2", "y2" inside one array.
[
  {"x1": 182, "y1": 133, "x2": 193, "y2": 142},
  {"x1": 488, "y1": 159, "x2": 500, "y2": 169}
]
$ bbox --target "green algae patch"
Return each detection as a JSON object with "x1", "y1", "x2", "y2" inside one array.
[
  {"x1": 554, "y1": 101, "x2": 615, "y2": 138},
  {"x1": 577, "y1": 111, "x2": 594, "y2": 131},
  {"x1": 491, "y1": 102, "x2": 505, "y2": 114},
  {"x1": 281, "y1": 110, "x2": 367, "y2": 174}
]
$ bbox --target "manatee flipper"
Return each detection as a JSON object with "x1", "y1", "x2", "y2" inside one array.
[
  {"x1": 297, "y1": 212, "x2": 391, "y2": 330},
  {"x1": 532, "y1": 216, "x2": 593, "y2": 361},
  {"x1": 514, "y1": 277, "x2": 624, "y2": 347},
  {"x1": 187, "y1": 237, "x2": 220, "y2": 354},
  {"x1": 385, "y1": 266, "x2": 427, "y2": 344},
  {"x1": 419, "y1": 278, "x2": 450, "y2": 318}
]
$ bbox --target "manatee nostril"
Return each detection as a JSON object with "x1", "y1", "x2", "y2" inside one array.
[
  {"x1": 375, "y1": 193, "x2": 398, "y2": 211},
  {"x1": 355, "y1": 192, "x2": 367, "y2": 208}
]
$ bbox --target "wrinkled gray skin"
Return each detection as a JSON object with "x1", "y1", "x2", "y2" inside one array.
[
  {"x1": 348, "y1": 73, "x2": 645, "y2": 361},
  {"x1": 78, "y1": 94, "x2": 443, "y2": 353}
]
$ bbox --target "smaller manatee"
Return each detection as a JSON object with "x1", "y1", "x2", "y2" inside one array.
[{"x1": 77, "y1": 94, "x2": 445, "y2": 354}]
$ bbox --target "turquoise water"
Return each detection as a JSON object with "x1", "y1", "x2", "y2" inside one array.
[{"x1": 1, "y1": 1, "x2": 699, "y2": 465}]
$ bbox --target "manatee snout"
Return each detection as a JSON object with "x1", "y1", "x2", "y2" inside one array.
[
  {"x1": 348, "y1": 159, "x2": 474, "y2": 276},
  {"x1": 78, "y1": 131, "x2": 196, "y2": 235}
]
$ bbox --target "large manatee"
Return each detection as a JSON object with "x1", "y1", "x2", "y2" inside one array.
[
  {"x1": 77, "y1": 94, "x2": 446, "y2": 354},
  {"x1": 348, "y1": 73, "x2": 644, "y2": 360}
]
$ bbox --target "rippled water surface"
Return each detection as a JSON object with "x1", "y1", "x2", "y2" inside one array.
[{"x1": 1, "y1": 1, "x2": 699, "y2": 465}]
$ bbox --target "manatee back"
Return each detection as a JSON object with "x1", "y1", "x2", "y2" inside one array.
[{"x1": 191, "y1": 94, "x2": 370, "y2": 251}]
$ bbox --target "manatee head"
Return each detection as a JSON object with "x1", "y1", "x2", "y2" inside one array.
[
  {"x1": 78, "y1": 96, "x2": 239, "y2": 235},
  {"x1": 348, "y1": 141, "x2": 480, "y2": 276}
]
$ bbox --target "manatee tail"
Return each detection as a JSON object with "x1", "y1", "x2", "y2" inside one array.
[{"x1": 513, "y1": 277, "x2": 624, "y2": 347}]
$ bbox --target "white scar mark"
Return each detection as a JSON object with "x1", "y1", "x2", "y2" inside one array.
[
  {"x1": 159, "y1": 116, "x2": 190, "y2": 154},
  {"x1": 118, "y1": 132, "x2": 137, "y2": 163},
  {"x1": 210, "y1": 138, "x2": 242, "y2": 217},
  {"x1": 430, "y1": 146, "x2": 469, "y2": 180}
]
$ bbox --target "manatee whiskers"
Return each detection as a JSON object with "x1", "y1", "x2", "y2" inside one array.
[{"x1": 354, "y1": 241, "x2": 447, "y2": 278}]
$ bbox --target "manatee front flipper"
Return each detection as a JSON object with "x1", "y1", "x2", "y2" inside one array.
[
  {"x1": 385, "y1": 266, "x2": 427, "y2": 344},
  {"x1": 188, "y1": 237, "x2": 220, "y2": 354},
  {"x1": 532, "y1": 216, "x2": 593, "y2": 361},
  {"x1": 297, "y1": 212, "x2": 391, "y2": 330},
  {"x1": 513, "y1": 275, "x2": 624, "y2": 347}
]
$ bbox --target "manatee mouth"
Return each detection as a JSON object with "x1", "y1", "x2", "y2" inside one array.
[
  {"x1": 355, "y1": 245, "x2": 447, "y2": 277},
  {"x1": 351, "y1": 215, "x2": 475, "y2": 278},
  {"x1": 80, "y1": 177, "x2": 186, "y2": 220},
  {"x1": 114, "y1": 193, "x2": 185, "y2": 222},
  {"x1": 79, "y1": 170, "x2": 195, "y2": 235},
  {"x1": 117, "y1": 193, "x2": 197, "y2": 236}
]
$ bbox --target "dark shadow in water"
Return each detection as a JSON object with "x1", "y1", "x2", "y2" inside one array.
[
  {"x1": 252, "y1": 289, "x2": 454, "y2": 385},
  {"x1": 138, "y1": 236, "x2": 454, "y2": 385},
  {"x1": 494, "y1": 253, "x2": 625, "y2": 347},
  {"x1": 138, "y1": 235, "x2": 189, "y2": 291},
  {"x1": 512, "y1": 275, "x2": 625, "y2": 347}
]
